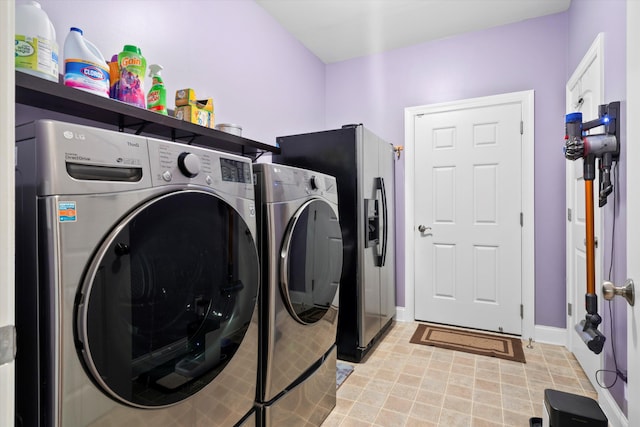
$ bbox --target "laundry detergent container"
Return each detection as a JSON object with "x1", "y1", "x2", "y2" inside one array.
[{"x1": 543, "y1": 389, "x2": 607, "y2": 427}]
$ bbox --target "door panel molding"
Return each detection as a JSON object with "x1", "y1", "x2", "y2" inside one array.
[{"x1": 404, "y1": 90, "x2": 535, "y2": 340}]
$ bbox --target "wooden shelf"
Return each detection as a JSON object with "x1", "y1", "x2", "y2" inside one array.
[{"x1": 15, "y1": 71, "x2": 280, "y2": 159}]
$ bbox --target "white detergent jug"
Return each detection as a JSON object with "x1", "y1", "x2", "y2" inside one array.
[
  {"x1": 63, "y1": 27, "x2": 110, "y2": 97},
  {"x1": 15, "y1": 0, "x2": 59, "y2": 82}
]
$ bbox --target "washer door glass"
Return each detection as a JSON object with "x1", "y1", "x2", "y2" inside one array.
[
  {"x1": 280, "y1": 199, "x2": 342, "y2": 324},
  {"x1": 77, "y1": 191, "x2": 259, "y2": 408}
]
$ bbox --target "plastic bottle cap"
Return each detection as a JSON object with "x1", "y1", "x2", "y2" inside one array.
[
  {"x1": 123, "y1": 45, "x2": 139, "y2": 53},
  {"x1": 149, "y1": 64, "x2": 163, "y2": 75},
  {"x1": 70, "y1": 27, "x2": 83, "y2": 35}
]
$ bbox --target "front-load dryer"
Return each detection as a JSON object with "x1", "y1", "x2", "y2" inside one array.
[
  {"x1": 253, "y1": 163, "x2": 342, "y2": 427},
  {"x1": 15, "y1": 120, "x2": 260, "y2": 427}
]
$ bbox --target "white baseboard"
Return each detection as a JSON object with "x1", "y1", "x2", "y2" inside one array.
[
  {"x1": 395, "y1": 306, "x2": 411, "y2": 322},
  {"x1": 599, "y1": 387, "x2": 628, "y2": 427},
  {"x1": 533, "y1": 325, "x2": 567, "y2": 347}
]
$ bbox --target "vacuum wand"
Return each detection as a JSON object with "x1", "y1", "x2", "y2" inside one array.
[
  {"x1": 564, "y1": 102, "x2": 620, "y2": 355},
  {"x1": 574, "y1": 179, "x2": 605, "y2": 354}
]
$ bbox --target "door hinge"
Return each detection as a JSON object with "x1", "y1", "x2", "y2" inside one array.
[
  {"x1": 520, "y1": 304, "x2": 524, "y2": 319},
  {"x1": 520, "y1": 121, "x2": 524, "y2": 135},
  {"x1": 583, "y1": 237, "x2": 599, "y2": 248},
  {"x1": 568, "y1": 208, "x2": 572, "y2": 222},
  {"x1": 568, "y1": 303, "x2": 572, "y2": 316},
  {"x1": 0, "y1": 325, "x2": 16, "y2": 366},
  {"x1": 520, "y1": 212, "x2": 523, "y2": 227}
]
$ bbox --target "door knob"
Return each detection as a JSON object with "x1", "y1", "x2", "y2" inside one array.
[
  {"x1": 602, "y1": 279, "x2": 635, "y2": 306},
  {"x1": 418, "y1": 225, "x2": 431, "y2": 233}
]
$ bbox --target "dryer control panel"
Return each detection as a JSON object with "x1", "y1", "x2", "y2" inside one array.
[{"x1": 254, "y1": 163, "x2": 338, "y2": 204}]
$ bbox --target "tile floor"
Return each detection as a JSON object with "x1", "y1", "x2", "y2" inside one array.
[{"x1": 322, "y1": 321, "x2": 598, "y2": 427}]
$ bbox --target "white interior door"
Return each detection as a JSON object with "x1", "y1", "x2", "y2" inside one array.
[
  {"x1": 627, "y1": 3, "x2": 639, "y2": 424},
  {"x1": 414, "y1": 97, "x2": 523, "y2": 334},
  {"x1": 565, "y1": 33, "x2": 603, "y2": 390}
]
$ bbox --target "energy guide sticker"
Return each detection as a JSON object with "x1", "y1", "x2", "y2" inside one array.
[{"x1": 58, "y1": 201, "x2": 77, "y2": 222}]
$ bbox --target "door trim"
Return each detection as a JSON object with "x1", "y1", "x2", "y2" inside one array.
[
  {"x1": 0, "y1": 1, "x2": 16, "y2": 425},
  {"x1": 403, "y1": 90, "x2": 535, "y2": 341},
  {"x1": 627, "y1": 1, "x2": 639, "y2": 424}
]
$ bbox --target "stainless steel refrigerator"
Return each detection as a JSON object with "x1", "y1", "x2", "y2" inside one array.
[{"x1": 274, "y1": 124, "x2": 395, "y2": 362}]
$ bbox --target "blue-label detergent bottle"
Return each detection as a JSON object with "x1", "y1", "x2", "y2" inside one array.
[{"x1": 63, "y1": 27, "x2": 110, "y2": 97}]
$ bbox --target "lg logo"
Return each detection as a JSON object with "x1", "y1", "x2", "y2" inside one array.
[{"x1": 63, "y1": 131, "x2": 85, "y2": 140}]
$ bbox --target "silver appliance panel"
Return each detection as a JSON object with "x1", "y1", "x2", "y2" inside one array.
[
  {"x1": 14, "y1": 120, "x2": 260, "y2": 427},
  {"x1": 254, "y1": 163, "x2": 341, "y2": 407}
]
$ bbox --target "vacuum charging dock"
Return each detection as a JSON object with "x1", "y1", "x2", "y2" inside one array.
[{"x1": 542, "y1": 389, "x2": 607, "y2": 427}]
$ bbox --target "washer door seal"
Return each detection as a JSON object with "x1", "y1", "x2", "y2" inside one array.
[{"x1": 280, "y1": 198, "x2": 342, "y2": 325}]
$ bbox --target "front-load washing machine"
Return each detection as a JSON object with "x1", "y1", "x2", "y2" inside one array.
[
  {"x1": 253, "y1": 163, "x2": 342, "y2": 427},
  {"x1": 15, "y1": 120, "x2": 260, "y2": 427}
]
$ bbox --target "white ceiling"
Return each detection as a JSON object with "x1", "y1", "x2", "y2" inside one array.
[{"x1": 256, "y1": 0, "x2": 571, "y2": 63}]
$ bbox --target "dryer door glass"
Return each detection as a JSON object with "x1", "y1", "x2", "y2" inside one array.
[
  {"x1": 77, "y1": 191, "x2": 259, "y2": 407},
  {"x1": 280, "y1": 199, "x2": 342, "y2": 324}
]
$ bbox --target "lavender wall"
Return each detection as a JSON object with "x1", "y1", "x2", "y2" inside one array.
[
  {"x1": 568, "y1": 0, "x2": 627, "y2": 415},
  {"x1": 31, "y1": 0, "x2": 326, "y2": 145},
  {"x1": 326, "y1": 13, "x2": 569, "y2": 328},
  {"x1": 14, "y1": 0, "x2": 629, "y2": 418}
]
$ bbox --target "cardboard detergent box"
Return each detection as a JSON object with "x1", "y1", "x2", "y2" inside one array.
[
  {"x1": 175, "y1": 88, "x2": 196, "y2": 107},
  {"x1": 174, "y1": 88, "x2": 214, "y2": 128},
  {"x1": 175, "y1": 105, "x2": 214, "y2": 128},
  {"x1": 175, "y1": 88, "x2": 214, "y2": 111}
]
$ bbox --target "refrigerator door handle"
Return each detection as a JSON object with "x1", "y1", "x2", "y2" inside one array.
[{"x1": 375, "y1": 177, "x2": 388, "y2": 267}]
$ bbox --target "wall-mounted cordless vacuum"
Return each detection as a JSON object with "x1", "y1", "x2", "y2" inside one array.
[{"x1": 564, "y1": 101, "x2": 620, "y2": 355}]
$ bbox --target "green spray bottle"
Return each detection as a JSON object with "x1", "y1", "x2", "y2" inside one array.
[{"x1": 147, "y1": 64, "x2": 167, "y2": 115}]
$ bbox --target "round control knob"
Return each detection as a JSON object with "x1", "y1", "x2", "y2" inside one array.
[
  {"x1": 177, "y1": 152, "x2": 201, "y2": 178},
  {"x1": 309, "y1": 175, "x2": 319, "y2": 190}
]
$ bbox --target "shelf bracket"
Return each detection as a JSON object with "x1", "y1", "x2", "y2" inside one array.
[
  {"x1": 248, "y1": 150, "x2": 267, "y2": 162},
  {"x1": 133, "y1": 121, "x2": 149, "y2": 135},
  {"x1": 172, "y1": 133, "x2": 198, "y2": 145}
]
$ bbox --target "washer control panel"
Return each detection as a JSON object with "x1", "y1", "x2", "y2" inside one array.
[
  {"x1": 151, "y1": 142, "x2": 214, "y2": 185},
  {"x1": 147, "y1": 137, "x2": 254, "y2": 198}
]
